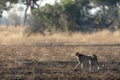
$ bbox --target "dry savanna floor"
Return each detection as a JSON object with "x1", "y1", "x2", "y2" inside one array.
[
  {"x1": 0, "y1": 26, "x2": 120, "y2": 80},
  {"x1": 0, "y1": 45, "x2": 120, "y2": 80}
]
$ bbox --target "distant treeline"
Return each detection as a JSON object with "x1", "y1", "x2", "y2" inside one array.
[
  {"x1": 27, "y1": 0, "x2": 120, "y2": 33},
  {"x1": 0, "y1": 0, "x2": 120, "y2": 33}
]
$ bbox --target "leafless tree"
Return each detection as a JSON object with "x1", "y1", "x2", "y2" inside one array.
[{"x1": 23, "y1": 0, "x2": 43, "y2": 25}]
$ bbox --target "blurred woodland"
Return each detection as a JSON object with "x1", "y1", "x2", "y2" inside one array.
[{"x1": 0, "y1": 0, "x2": 120, "y2": 33}]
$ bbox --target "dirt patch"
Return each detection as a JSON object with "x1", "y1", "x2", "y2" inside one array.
[{"x1": 0, "y1": 45, "x2": 120, "y2": 80}]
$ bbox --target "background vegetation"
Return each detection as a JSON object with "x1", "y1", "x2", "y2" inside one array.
[
  {"x1": 0, "y1": 0, "x2": 120, "y2": 34},
  {"x1": 0, "y1": 26, "x2": 120, "y2": 45},
  {"x1": 31, "y1": 0, "x2": 120, "y2": 33}
]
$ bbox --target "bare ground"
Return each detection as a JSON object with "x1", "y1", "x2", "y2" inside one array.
[{"x1": 0, "y1": 44, "x2": 120, "y2": 80}]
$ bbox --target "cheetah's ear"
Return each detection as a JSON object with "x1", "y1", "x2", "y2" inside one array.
[
  {"x1": 92, "y1": 54, "x2": 97, "y2": 57},
  {"x1": 75, "y1": 52, "x2": 80, "y2": 56},
  {"x1": 92, "y1": 54, "x2": 98, "y2": 60}
]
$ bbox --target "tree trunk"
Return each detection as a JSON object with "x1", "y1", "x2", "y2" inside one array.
[{"x1": 23, "y1": 6, "x2": 29, "y2": 25}]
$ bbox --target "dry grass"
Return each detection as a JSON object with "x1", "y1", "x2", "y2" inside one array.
[
  {"x1": 0, "y1": 26, "x2": 120, "y2": 45},
  {"x1": 0, "y1": 26, "x2": 120, "y2": 80}
]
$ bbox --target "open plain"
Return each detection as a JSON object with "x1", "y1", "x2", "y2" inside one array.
[
  {"x1": 0, "y1": 26, "x2": 120, "y2": 80},
  {"x1": 0, "y1": 44, "x2": 120, "y2": 80}
]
